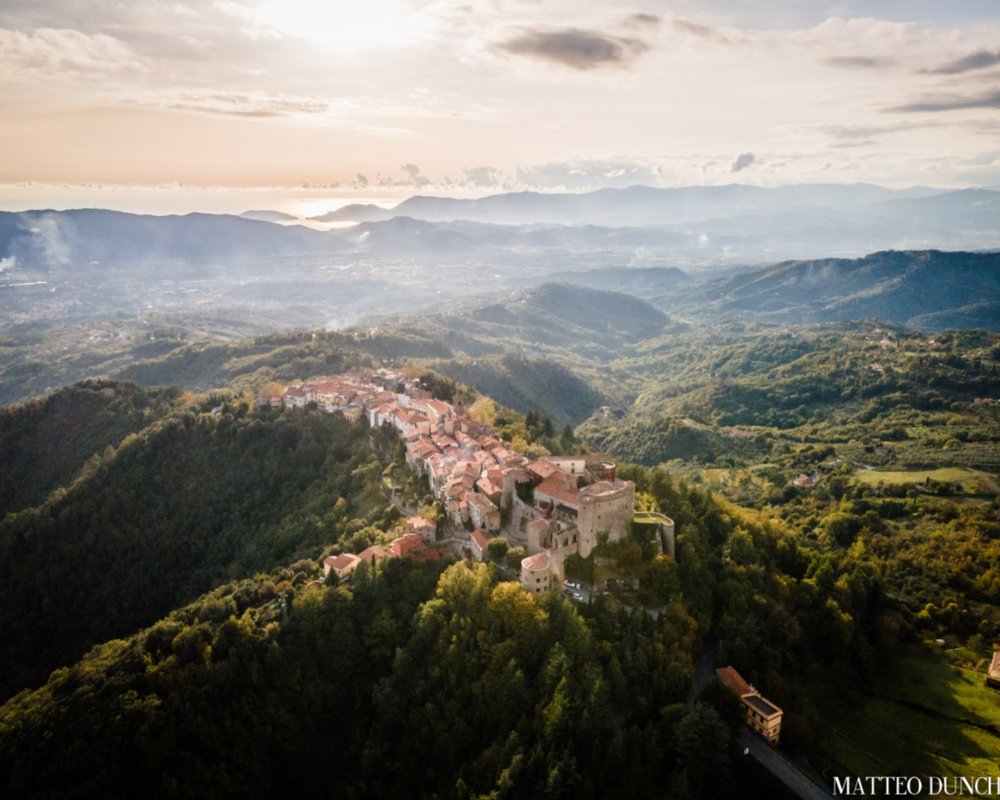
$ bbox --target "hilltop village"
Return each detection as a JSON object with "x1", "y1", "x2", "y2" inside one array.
[{"x1": 266, "y1": 369, "x2": 673, "y2": 593}]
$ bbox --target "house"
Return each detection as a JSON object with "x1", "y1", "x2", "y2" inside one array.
[
  {"x1": 716, "y1": 666, "x2": 783, "y2": 743},
  {"x1": 467, "y1": 492, "x2": 501, "y2": 533},
  {"x1": 476, "y1": 476, "x2": 503, "y2": 506},
  {"x1": 390, "y1": 532, "x2": 426, "y2": 559},
  {"x1": 469, "y1": 530, "x2": 489, "y2": 562},
  {"x1": 987, "y1": 652, "x2": 1000, "y2": 689},
  {"x1": 358, "y1": 545, "x2": 388, "y2": 566},
  {"x1": 323, "y1": 553, "x2": 361, "y2": 582},
  {"x1": 405, "y1": 516, "x2": 437, "y2": 544}
]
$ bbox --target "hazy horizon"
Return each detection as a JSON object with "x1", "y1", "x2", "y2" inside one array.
[{"x1": 1, "y1": 178, "x2": 999, "y2": 219}]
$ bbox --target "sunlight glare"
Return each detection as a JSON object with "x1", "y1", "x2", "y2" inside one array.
[{"x1": 255, "y1": 0, "x2": 424, "y2": 51}]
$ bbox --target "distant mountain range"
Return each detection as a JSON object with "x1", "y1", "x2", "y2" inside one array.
[
  {"x1": 2, "y1": 184, "x2": 999, "y2": 273},
  {"x1": 0, "y1": 209, "x2": 335, "y2": 268},
  {"x1": 239, "y1": 210, "x2": 299, "y2": 223},
  {"x1": 0, "y1": 191, "x2": 997, "y2": 353},
  {"x1": 663, "y1": 250, "x2": 1000, "y2": 330},
  {"x1": 312, "y1": 183, "x2": 945, "y2": 226}
]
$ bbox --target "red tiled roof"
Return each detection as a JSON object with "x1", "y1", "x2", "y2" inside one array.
[
  {"x1": 467, "y1": 493, "x2": 496, "y2": 512},
  {"x1": 522, "y1": 552, "x2": 550, "y2": 571},
  {"x1": 358, "y1": 546, "x2": 387, "y2": 564},
  {"x1": 716, "y1": 666, "x2": 753, "y2": 697},
  {"x1": 527, "y1": 459, "x2": 559, "y2": 480},
  {"x1": 535, "y1": 476, "x2": 579, "y2": 508}
]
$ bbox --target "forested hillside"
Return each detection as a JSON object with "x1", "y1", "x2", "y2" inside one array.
[
  {"x1": 665, "y1": 250, "x2": 1000, "y2": 329},
  {"x1": 0, "y1": 394, "x2": 393, "y2": 700},
  {"x1": 432, "y1": 353, "x2": 606, "y2": 427},
  {"x1": 0, "y1": 380, "x2": 180, "y2": 514},
  {"x1": 580, "y1": 323, "x2": 1000, "y2": 468}
]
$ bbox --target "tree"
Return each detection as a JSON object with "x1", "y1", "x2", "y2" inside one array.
[
  {"x1": 468, "y1": 396, "x2": 497, "y2": 424},
  {"x1": 485, "y1": 537, "x2": 509, "y2": 563},
  {"x1": 674, "y1": 703, "x2": 733, "y2": 797},
  {"x1": 506, "y1": 546, "x2": 527, "y2": 569}
]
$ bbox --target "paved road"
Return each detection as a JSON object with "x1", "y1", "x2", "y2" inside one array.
[
  {"x1": 740, "y1": 730, "x2": 835, "y2": 800},
  {"x1": 687, "y1": 645, "x2": 716, "y2": 705}
]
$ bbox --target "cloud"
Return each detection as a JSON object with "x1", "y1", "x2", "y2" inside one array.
[
  {"x1": 354, "y1": 173, "x2": 369, "y2": 188},
  {"x1": 669, "y1": 18, "x2": 729, "y2": 43},
  {"x1": 928, "y1": 49, "x2": 1000, "y2": 75},
  {"x1": 626, "y1": 13, "x2": 660, "y2": 27},
  {"x1": 399, "y1": 163, "x2": 431, "y2": 187},
  {"x1": 824, "y1": 55, "x2": 894, "y2": 70},
  {"x1": 0, "y1": 256, "x2": 15, "y2": 273},
  {"x1": 461, "y1": 166, "x2": 507, "y2": 188},
  {"x1": 495, "y1": 27, "x2": 648, "y2": 70},
  {"x1": 785, "y1": 121, "x2": 936, "y2": 148},
  {"x1": 516, "y1": 158, "x2": 662, "y2": 189},
  {"x1": 888, "y1": 89, "x2": 1000, "y2": 113},
  {"x1": 729, "y1": 152, "x2": 755, "y2": 172},
  {"x1": 0, "y1": 26, "x2": 140, "y2": 77},
  {"x1": 132, "y1": 89, "x2": 330, "y2": 117}
]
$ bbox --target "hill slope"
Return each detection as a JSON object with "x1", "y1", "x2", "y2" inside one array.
[
  {"x1": 671, "y1": 250, "x2": 1000, "y2": 329},
  {"x1": 0, "y1": 392, "x2": 391, "y2": 700},
  {"x1": 0, "y1": 380, "x2": 179, "y2": 514}
]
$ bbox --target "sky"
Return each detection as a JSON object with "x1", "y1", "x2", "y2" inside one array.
[{"x1": 1, "y1": 0, "x2": 999, "y2": 215}]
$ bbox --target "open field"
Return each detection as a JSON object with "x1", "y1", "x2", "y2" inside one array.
[
  {"x1": 809, "y1": 646, "x2": 1000, "y2": 791},
  {"x1": 854, "y1": 467, "x2": 999, "y2": 495}
]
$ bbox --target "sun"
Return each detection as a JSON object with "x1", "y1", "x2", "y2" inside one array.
[{"x1": 254, "y1": 0, "x2": 426, "y2": 52}]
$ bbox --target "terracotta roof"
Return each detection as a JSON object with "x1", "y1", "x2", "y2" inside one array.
[
  {"x1": 527, "y1": 459, "x2": 559, "y2": 480},
  {"x1": 471, "y1": 530, "x2": 489, "y2": 549},
  {"x1": 476, "y1": 477, "x2": 501, "y2": 497},
  {"x1": 467, "y1": 493, "x2": 496, "y2": 512},
  {"x1": 535, "y1": 477, "x2": 580, "y2": 508},
  {"x1": 427, "y1": 400, "x2": 451, "y2": 415},
  {"x1": 716, "y1": 666, "x2": 753, "y2": 697},
  {"x1": 407, "y1": 516, "x2": 436, "y2": 531},
  {"x1": 325, "y1": 553, "x2": 361, "y2": 571},
  {"x1": 358, "y1": 546, "x2": 387, "y2": 564},
  {"x1": 522, "y1": 552, "x2": 550, "y2": 571}
]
